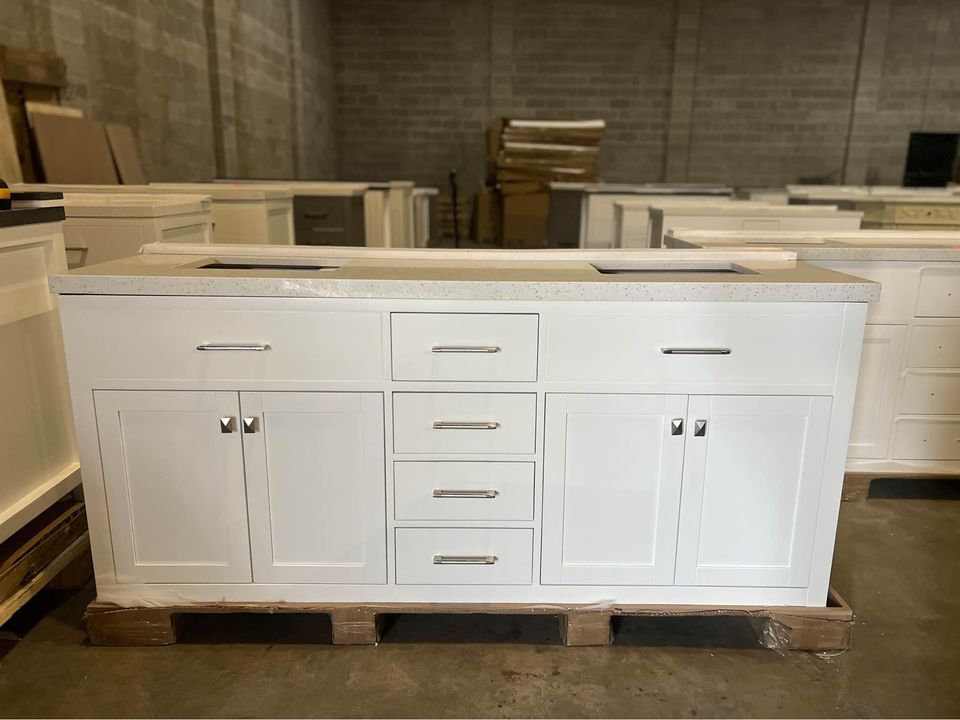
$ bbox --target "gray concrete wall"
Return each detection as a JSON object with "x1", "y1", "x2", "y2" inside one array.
[
  {"x1": 332, "y1": 0, "x2": 960, "y2": 188},
  {"x1": 0, "y1": 0, "x2": 337, "y2": 181}
]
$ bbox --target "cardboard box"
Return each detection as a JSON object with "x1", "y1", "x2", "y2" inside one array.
[{"x1": 502, "y1": 191, "x2": 549, "y2": 248}]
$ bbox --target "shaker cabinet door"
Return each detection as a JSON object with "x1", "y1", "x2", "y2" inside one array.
[
  {"x1": 94, "y1": 390, "x2": 252, "y2": 583},
  {"x1": 242, "y1": 392, "x2": 387, "y2": 584},
  {"x1": 541, "y1": 394, "x2": 688, "y2": 585},
  {"x1": 676, "y1": 395, "x2": 832, "y2": 587}
]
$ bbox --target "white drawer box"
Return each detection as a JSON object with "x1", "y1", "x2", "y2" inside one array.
[
  {"x1": 908, "y1": 326, "x2": 960, "y2": 368},
  {"x1": 545, "y1": 308, "x2": 843, "y2": 389},
  {"x1": 916, "y1": 269, "x2": 960, "y2": 318},
  {"x1": 893, "y1": 418, "x2": 960, "y2": 461},
  {"x1": 391, "y1": 313, "x2": 538, "y2": 381},
  {"x1": 394, "y1": 461, "x2": 535, "y2": 521},
  {"x1": 899, "y1": 372, "x2": 960, "y2": 415},
  {"x1": 393, "y1": 393, "x2": 537, "y2": 455},
  {"x1": 395, "y1": 528, "x2": 533, "y2": 584},
  {"x1": 59, "y1": 302, "x2": 383, "y2": 382}
]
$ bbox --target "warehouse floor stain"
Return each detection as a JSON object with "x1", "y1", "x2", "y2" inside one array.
[{"x1": 0, "y1": 496, "x2": 958, "y2": 718}]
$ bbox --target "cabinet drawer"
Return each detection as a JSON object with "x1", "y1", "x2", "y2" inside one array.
[
  {"x1": 893, "y1": 418, "x2": 960, "y2": 460},
  {"x1": 908, "y1": 326, "x2": 960, "y2": 367},
  {"x1": 394, "y1": 462, "x2": 534, "y2": 521},
  {"x1": 391, "y1": 313, "x2": 538, "y2": 381},
  {"x1": 545, "y1": 307, "x2": 844, "y2": 389},
  {"x1": 395, "y1": 528, "x2": 533, "y2": 584},
  {"x1": 61, "y1": 300, "x2": 383, "y2": 381},
  {"x1": 293, "y1": 196, "x2": 346, "y2": 228},
  {"x1": 916, "y1": 269, "x2": 960, "y2": 317},
  {"x1": 393, "y1": 393, "x2": 537, "y2": 455},
  {"x1": 899, "y1": 372, "x2": 960, "y2": 415}
]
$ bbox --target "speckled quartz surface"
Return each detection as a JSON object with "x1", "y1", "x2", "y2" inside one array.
[
  {"x1": 665, "y1": 230, "x2": 960, "y2": 261},
  {"x1": 50, "y1": 243, "x2": 879, "y2": 302}
]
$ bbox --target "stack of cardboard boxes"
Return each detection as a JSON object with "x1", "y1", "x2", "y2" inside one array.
[{"x1": 487, "y1": 118, "x2": 605, "y2": 247}]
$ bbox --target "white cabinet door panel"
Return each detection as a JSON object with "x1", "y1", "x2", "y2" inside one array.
[
  {"x1": 243, "y1": 392, "x2": 386, "y2": 584},
  {"x1": 542, "y1": 394, "x2": 688, "y2": 585},
  {"x1": 848, "y1": 325, "x2": 905, "y2": 459},
  {"x1": 676, "y1": 395, "x2": 831, "y2": 587},
  {"x1": 94, "y1": 390, "x2": 251, "y2": 583}
]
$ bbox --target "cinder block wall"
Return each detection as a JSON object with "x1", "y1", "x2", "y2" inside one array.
[
  {"x1": 332, "y1": 0, "x2": 960, "y2": 189},
  {"x1": 0, "y1": 0, "x2": 338, "y2": 181}
]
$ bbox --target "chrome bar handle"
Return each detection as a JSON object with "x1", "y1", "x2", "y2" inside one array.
[
  {"x1": 433, "y1": 489, "x2": 499, "y2": 499},
  {"x1": 432, "y1": 421, "x2": 500, "y2": 430},
  {"x1": 197, "y1": 343, "x2": 271, "y2": 352},
  {"x1": 433, "y1": 555, "x2": 497, "y2": 565},
  {"x1": 431, "y1": 345, "x2": 502, "y2": 353},
  {"x1": 661, "y1": 347, "x2": 731, "y2": 355}
]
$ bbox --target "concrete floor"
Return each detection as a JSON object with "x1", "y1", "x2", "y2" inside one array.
[{"x1": 0, "y1": 492, "x2": 958, "y2": 718}]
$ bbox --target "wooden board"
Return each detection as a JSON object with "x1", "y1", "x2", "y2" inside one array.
[
  {"x1": 0, "y1": 535, "x2": 89, "y2": 627},
  {"x1": 31, "y1": 113, "x2": 118, "y2": 184},
  {"x1": 83, "y1": 587, "x2": 853, "y2": 651},
  {"x1": 0, "y1": 502, "x2": 87, "y2": 602},
  {"x1": 0, "y1": 45, "x2": 66, "y2": 87},
  {"x1": 24, "y1": 100, "x2": 82, "y2": 125},
  {"x1": 105, "y1": 123, "x2": 146, "y2": 184},
  {"x1": 0, "y1": 85, "x2": 22, "y2": 182}
]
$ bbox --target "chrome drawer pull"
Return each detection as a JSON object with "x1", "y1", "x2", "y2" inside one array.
[
  {"x1": 432, "y1": 489, "x2": 499, "y2": 499},
  {"x1": 433, "y1": 555, "x2": 497, "y2": 565},
  {"x1": 197, "y1": 343, "x2": 271, "y2": 352},
  {"x1": 660, "y1": 347, "x2": 731, "y2": 355},
  {"x1": 431, "y1": 345, "x2": 502, "y2": 353},
  {"x1": 432, "y1": 421, "x2": 501, "y2": 430}
]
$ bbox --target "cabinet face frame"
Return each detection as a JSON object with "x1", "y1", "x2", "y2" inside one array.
[
  {"x1": 541, "y1": 393, "x2": 689, "y2": 585},
  {"x1": 847, "y1": 325, "x2": 906, "y2": 459},
  {"x1": 93, "y1": 390, "x2": 253, "y2": 583}
]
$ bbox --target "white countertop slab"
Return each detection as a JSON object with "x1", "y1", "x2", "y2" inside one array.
[
  {"x1": 665, "y1": 229, "x2": 960, "y2": 261},
  {"x1": 50, "y1": 244, "x2": 878, "y2": 302}
]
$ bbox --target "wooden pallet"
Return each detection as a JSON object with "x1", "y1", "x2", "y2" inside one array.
[
  {"x1": 0, "y1": 501, "x2": 91, "y2": 627},
  {"x1": 83, "y1": 587, "x2": 853, "y2": 651},
  {"x1": 842, "y1": 470, "x2": 960, "y2": 501}
]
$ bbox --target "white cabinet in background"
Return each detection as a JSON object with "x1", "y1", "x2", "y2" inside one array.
[
  {"x1": 94, "y1": 391, "x2": 252, "y2": 583},
  {"x1": 675, "y1": 395, "x2": 832, "y2": 588},
  {"x1": 243, "y1": 392, "x2": 386, "y2": 584},
  {"x1": 847, "y1": 325, "x2": 906, "y2": 459},
  {"x1": 541, "y1": 394, "x2": 687, "y2": 585}
]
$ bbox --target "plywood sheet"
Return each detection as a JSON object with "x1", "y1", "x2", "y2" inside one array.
[
  {"x1": 31, "y1": 114, "x2": 118, "y2": 184},
  {"x1": 105, "y1": 123, "x2": 146, "y2": 184},
  {"x1": 0, "y1": 87, "x2": 22, "y2": 182}
]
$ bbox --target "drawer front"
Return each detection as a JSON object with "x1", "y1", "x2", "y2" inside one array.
[
  {"x1": 395, "y1": 528, "x2": 533, "y2": 584},
  {"x1": 391, "y1": 313, "x2": 538, "y2": 381},
  {"x1": 916, "y1": 268, "x2": 960, "y2": 317},
  {"x1": 545, "y1": 308, "x2": 843, "y2": 389},
  {"x1": 899, "y1": 372, "x2": 960, "y2": 415},
  {"x1": 293, "y1": 196, "x2": 346, "y2": 228},
  {"x1": 393, "y1": 393, "x2": 536, "y2": 455},
  {"x1": 893, "y1": 418, "x2": 960, "y2": 461},
  {"x1": 63, "y1": 302, "x2": 384, "y2": 381},
  {"x1": 908, "y1": 325, "x2": 960, "y2": 367},
  {"x1": 394, "y1": 461, "x2": 535, "y2": 521}
]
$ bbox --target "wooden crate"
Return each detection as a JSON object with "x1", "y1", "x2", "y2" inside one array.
[
  {"x1": 0, "y1": 501, "x2": 91, "y2": 627},
  {"x1": 83, "y1": 587, "x2": 853, "y2": 651}
]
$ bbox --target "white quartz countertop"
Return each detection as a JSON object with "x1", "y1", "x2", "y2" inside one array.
[
  {"x1": 665, "y1": 230, "x2": 960, "y2": 261},
  {"x1": 50, "y1": 243, "x2": 879, "y2": 302}
]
